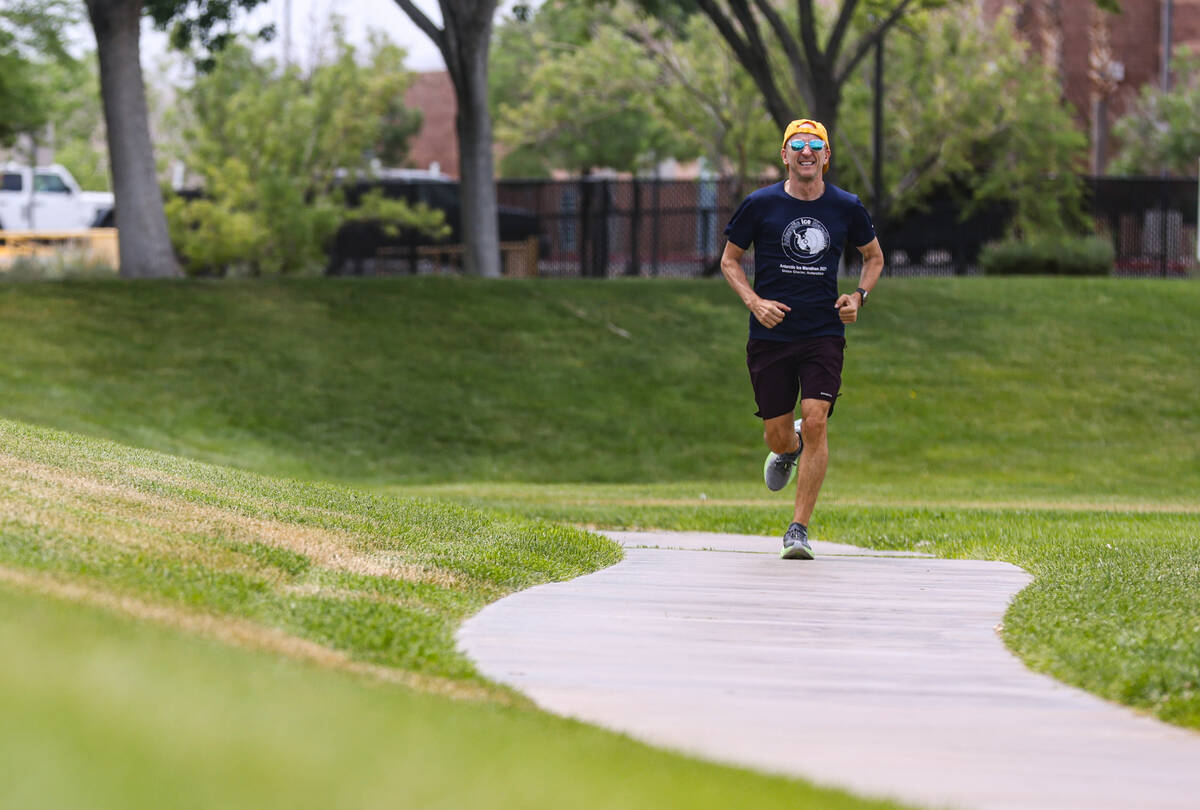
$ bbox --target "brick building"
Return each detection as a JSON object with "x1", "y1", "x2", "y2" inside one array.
[
  {"x1": 985, "y1": 0, "x2": 1200, "y2": 172},
  {"x1": 404, "y1": 71, "x2": 459, "y2": 177}
]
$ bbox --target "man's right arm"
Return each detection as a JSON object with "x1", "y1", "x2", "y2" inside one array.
[{"x1": 720, "y1": 241, "x2": 790, "y2": 329}]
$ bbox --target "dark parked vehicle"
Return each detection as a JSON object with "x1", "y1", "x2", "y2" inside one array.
[{"x1": 327, "y1": 172, "x2": 545, "y2": 275}]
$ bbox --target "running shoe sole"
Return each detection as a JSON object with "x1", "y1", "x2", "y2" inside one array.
[{"x1": 780, "y1": 542, "x2": 814, "y2": 560}]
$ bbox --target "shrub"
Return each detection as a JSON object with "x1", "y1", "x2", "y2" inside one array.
[
  {"x1": 165, "y1": 35, "x2": 443, "y2": 276},
  {"x1": 979, "y1": 235, "x2": 1114, "y2": 276}
]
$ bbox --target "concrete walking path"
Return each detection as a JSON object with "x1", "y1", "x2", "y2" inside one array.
[{"x1": 458, "y1": 530, "x2": 1200, "y2": 810}]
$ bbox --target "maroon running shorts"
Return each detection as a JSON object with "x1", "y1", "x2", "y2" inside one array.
[{"x1": 746, "y1": 336, "x2": 846, "y2": 420}]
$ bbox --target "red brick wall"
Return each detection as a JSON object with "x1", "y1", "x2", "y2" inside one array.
[
  {"x1": 404, "y1": 71, "x2": 459, "y2": 177},
  {"x1": 985, "y1": 0, "x2": 1200, "y2": 172}
]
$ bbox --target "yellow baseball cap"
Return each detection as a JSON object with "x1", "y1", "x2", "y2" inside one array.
[{"x1": 781, "y1": 119, "x2": 830, "y2": 172}]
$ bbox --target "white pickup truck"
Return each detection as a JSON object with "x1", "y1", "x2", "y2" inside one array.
[{"x1": 0, "y1": 164, "x2": 114, "y2": 232}]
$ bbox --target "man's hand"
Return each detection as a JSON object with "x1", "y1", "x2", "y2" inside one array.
[
  {"x1": 835, "y1": 293, "x2": 860, "y2": 324},
  {"x1": 750, "y1": 297, "x2": 791, "y2": 328}
]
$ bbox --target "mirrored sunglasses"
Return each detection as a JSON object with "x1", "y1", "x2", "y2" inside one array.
[{"x1": 788, "y1": 138, "x2": 826, "y2": 151}]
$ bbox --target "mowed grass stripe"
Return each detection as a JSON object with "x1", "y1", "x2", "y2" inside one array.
[
  {"x1": 0, "y1": 583, "x2": 916, "y2": 810},
  {"x1": 0, "y1": 420, "x2": 916, "y2": 809},
  {"x1": 0, "y1": 419, "x2": 618, "y2": 683}
]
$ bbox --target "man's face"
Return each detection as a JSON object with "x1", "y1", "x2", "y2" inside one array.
[{"x1": 781, "y1": 133, "x2": 828, "y2": 179}]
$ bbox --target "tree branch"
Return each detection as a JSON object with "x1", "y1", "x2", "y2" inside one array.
[
  {"x1": 835, "y1": 128, "x2": 872, "y2": 194},
  {"x1": 824, "y1": 0, "x2": 860, "y2": 65},
  {"x1": 834, "y1": 0, "x2": 918, "y2": 85},
  {"x1": 625, "y1": 21, "x2": 733, "y2": 129},
  {"x1": 796, "y1": 0, "x2": 822, "y2": 72},
  {"x1": 886, "y1": 149, "x2": 942, "y2": 214},
  {"x1": 391, "y1": 0, "x2": 444, "y2": 54},
  {"x1": 693, "y1": 0, "x2": 793, "y2": 125},
  {"x1": 749, "y1": 0, "x2": 816, "y2": 111}
]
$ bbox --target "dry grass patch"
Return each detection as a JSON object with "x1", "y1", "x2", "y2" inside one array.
[
  {"x1": 0, "y1": 419, "x2": 621, "y2": 685},
  {"x1": 0, "y1": 451, "x2": 459, "y2": 587},
  {"x1": 0, "y1": 565, "x2": 506, "y2": 703}
]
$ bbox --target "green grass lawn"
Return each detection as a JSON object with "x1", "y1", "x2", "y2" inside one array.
[
  {"x1": 0, "y1": 276, "x2": 1195, "y2": 501},
  {"x1": 1, "y1": 572, "x2": 907, "y2": 810},
  {"x1": 0, "y1": 419, "x2": 912, "y2": 810},
  {"x1": 0, "y1": 275, "x2": 1197, "y2": 804}
]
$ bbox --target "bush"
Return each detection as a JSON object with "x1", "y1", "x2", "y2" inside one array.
[{"x1": 979, "y1": 235, "x2": 1114, "y2": 276}]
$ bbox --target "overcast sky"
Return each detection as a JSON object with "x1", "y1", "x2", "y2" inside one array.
[{"x1": 131, "y1": 0, "x2": 527, "y2": 74}]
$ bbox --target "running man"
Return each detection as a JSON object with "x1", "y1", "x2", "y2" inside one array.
[{"x1": 720, "y1": 119, "x2": 884, "y2": 560}]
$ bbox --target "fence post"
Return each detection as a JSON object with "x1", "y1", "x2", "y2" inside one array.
[
  {"x1": 651, "y1": 178, "x2": 661, "y2": 277},
  {"x1": 578, "y1": 177, "x2": 591, "y2": 278},
  {"x1": 598, "y1": 179, "x2": 611, "y2": 277},
  {"x1": 1159, "y1": 182, "x2": 1169, "y2": 277},
  {"x1": 628, "y1": 178, "x2": 641, "y2": 276}
]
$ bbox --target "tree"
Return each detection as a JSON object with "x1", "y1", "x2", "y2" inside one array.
[
  {"x1": 84, "y1": 0, "x2": 271, "y2": 278},
  {"x1": 624, "y1": 10, "x2": 779, "y2": 196},
  {"x1": 85, "y1": 0, "x2": 182, "y2": 276},
  {"x1": 491, "y1": 1, "x2": 778, "y2": 192},
  {"x1": 391, "y1": 0, "x2": 502, "y2": 277},
  {"x1": 0, "y1": 0, "x2": 77, "y2": 149},
  {"x1": 491, "y1": 2, "x2": 683, "y2": 176},
  {"x1": 164, "y1": 33, "x2": 446, "y2": 275},
  {"x1": 837, "y1": 7, "x2": 1089, "y2": 234},
  {"x1": 641, "y1": 0, "x2": 946, "y2": 142},
  {"x1": 1109, "y1": 46, "x2": 1200, "y2": 177},
  {"x1": 35, "y1": 53, "x2": 111, "y2": 190}
]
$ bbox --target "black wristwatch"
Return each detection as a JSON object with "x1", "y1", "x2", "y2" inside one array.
[{"x1": 855, "y1": 287, "x2": 869, "y2": 307}]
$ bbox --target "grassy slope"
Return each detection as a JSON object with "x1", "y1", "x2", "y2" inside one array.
[
  {"x1": 0, "y1": 277, "x2": 1196, "y2": 501},
  {"x1": 0, "y1": 277, "x2": 1196, "y2": 750},
  {"x1": 0, "y1": 586, "x2": 905, "y2": 810},
  {"x1": 0, "y1": 420, "x2": 908, "y2": 810}
]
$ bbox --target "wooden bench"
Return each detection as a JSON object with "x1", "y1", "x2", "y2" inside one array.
[{"x1": 416, "y1": 237, "x2": 539, "y2": 277}]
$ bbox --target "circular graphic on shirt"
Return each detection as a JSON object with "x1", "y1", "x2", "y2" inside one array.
[{"x1": 781, "y1": 217, "x2": 831, "y2": 263}]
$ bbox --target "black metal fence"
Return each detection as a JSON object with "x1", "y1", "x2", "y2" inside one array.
[
  {"x1": 497, "y1": 177, "x2": 740, "y2": 278},
  {"x1": 1089, "y1": 177, "x2": 1198, "y2": 277},
  {"x1": 492, "y1": 175, "x2": 1198, "y2": 279}
]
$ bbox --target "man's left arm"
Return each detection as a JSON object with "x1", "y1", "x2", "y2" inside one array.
[{"x1": 836, "y1": 238, "x2": 884, "y2": 324}]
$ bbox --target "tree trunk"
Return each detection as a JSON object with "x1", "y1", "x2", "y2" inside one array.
[
  {"x1": 86, "y1": 0, "x2": 180, "y2": 278},
  {"x1": 443, "y1": 0, "x2": 501, "y2": 278},
  {"x1": 451, "y1": 65, "x2": 501, "y2": 278}
]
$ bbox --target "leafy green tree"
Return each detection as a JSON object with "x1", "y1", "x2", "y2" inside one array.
[
  {"x1": 36, "y1": 54, "x2": 111, "y2": 190},
  {"x1": 165, "y1": 33, "x2": 446, "y2": 276},
  {"x1": 0, "y1": 0, "x2": 77, "y2": 148},
  {"x1": 491, "y1": 2, "x2": 682, "y2": 175},
  {"x1": 837, "y1": 7, "x2": 1090, "y2": 234},
  {"x1": 492, "y1": 1, "x2": 778, "y2": 189},
  {"x1": 633, "y1": 0, "x2": 948, "y2": 139},
  {"x1": 1109, "y1": 46, "x2": 1200, "y2": 177},
  {"x1": 0, "y1": 49, "x2": 44, "y2": 149},
  {"x1": 623, "y1": 10, "x2": 779, "y2": 194}
]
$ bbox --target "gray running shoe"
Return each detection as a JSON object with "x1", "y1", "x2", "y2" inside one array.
[
  {"x1": 762, "y1": 420, "x2": 803, "y2": 492},
  {"x1": 780, "y1": 522, "x2": 814, "y2": 560}
]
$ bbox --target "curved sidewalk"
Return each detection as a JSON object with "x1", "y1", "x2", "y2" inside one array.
[{"x1": 458, "y1": 530, "x2": 1200, "y2": 810}]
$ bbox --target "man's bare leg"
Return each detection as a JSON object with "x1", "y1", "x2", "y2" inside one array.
[
  {"x1": 762, "y1": 411, "x2": 801, "y2": 455},
  {"x1": 792, "y1": 398, "x2": 831, "y2": 526}
]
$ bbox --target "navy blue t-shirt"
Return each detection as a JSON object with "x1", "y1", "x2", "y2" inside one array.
[{"x1": 724, "y1": 182, "x2": 875, "y2": 342}]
